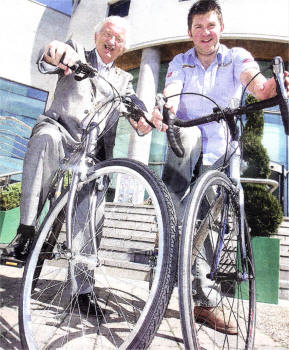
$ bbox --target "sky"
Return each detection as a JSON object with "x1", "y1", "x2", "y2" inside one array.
[{"x1": 35, "y1": 0, "x2": 72, "y2": 15}]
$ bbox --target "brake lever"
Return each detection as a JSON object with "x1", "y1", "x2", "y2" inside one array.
[
  {"x1": 272, "y1": 56, "x2": 289, "y2": 135},
  {"x1": 48, "y1": 50, "x2": 97, "y2": 81},
  {"x1": 121, "y1": 97, "x2": 155, "y2": 128},
  {"x1": 155, "y1": 94, "x2": 184, "y2": 157}
]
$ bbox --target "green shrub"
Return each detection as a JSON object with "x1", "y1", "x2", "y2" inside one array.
[
  {"x1": 241, "y1": 95, "x2": 283, "y2": 236},
  {"x1": 243, "y1": 183, "x2": 283, "y2": 236},
  {"x1": 0, "y1": 182, "x2": 21, "y2": 211}
]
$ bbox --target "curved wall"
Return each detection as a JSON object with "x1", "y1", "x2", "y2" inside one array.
[
  {"x1": 0, "y1": 0, "x2": 70, "y2": 93},
  {"x1": 68, "y1": 0, "x2": 289, "y2": 51}
]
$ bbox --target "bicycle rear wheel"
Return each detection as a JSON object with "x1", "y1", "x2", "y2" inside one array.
[
  {"x1": 19, "y1": 158, "x2": 178, "y2": 350},
  {"x1": 178, "y1": 170, "x2": 256, "y2": 350}
]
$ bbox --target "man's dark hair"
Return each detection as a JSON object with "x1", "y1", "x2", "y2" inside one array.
[{"x1": 187, "y1": 0, "x2": 223, "y2": 31}]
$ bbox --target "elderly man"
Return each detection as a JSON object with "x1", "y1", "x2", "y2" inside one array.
[{"x1": 4, "y1": 16, "x2": 163, "y2": 317}]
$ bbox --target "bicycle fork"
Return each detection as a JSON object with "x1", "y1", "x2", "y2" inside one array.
[{"x1": 207, "y1": 141, "x2": 252, "y2": 284}]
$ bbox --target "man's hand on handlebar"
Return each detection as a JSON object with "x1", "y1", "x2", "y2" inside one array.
[
  {"x1": 151, "y1": 107, "x2": 168, "y2": 132},
  {"x1": 129, "y1": 111, "x2": 167, "y2": 135},
  {"x1": 43, "y1": 40, "x2": 80, "y2": 76}
]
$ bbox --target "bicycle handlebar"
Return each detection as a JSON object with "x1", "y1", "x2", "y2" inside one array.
[
  {"x1": 159, "y1": 56, "x2": 289, "y2": 158},
  {"x1": 58, "y1": 59, "x2": 155, "y2": 129}
]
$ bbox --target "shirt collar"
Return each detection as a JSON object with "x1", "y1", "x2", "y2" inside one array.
[
  {"x1": 216, "y1": 44, "x2": 230, "y2": 66},
  {"x1": 188, "y1": 44, "x2": 228, "y2": 67},
  {"x1": 95, "y1": 49, "x2": 114, "y2": 71}
]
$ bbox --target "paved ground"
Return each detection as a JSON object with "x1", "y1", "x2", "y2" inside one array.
[{"x1": 0, "y1": 265, "x2": 288, "y2": 350}]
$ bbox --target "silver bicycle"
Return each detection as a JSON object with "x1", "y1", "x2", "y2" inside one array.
[
  {"x1": 160, "y1": 56, "x2": 288, "y2": 350},
  {"x1": 18, "y1": 62, "x2": 178, "y2": 350}
]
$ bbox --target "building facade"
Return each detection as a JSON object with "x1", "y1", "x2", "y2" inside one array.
[{"x1": 1, "y1": 0, "x2": 289, "y2": 211}]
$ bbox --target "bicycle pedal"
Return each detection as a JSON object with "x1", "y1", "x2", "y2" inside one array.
[{"x1": 0, "y1": 257, "x2": 25, "y2": 268}]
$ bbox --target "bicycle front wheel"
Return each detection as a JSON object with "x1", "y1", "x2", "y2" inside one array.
[
  {"x1": 19, "y1": 158, "x2": 178, "y2": 350},
  {"x1": 178, "y1": 170, "x2": 256, "y2": 350}
]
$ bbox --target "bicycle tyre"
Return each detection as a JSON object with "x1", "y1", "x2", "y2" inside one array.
[
  {"x1": 178, "y1": 170, "x2": 256, "y2": 350},
  {"x1": 19, "y1": 158, "x2": 178, "y2": 350}
]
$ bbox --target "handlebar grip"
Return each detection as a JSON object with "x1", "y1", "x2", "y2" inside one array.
[
  {"x1": 273, "y1": 56, "x2": 289, "y2": 135},
  {"x1": 164, "y1": 106, "x2": 185, "y2": 158}
]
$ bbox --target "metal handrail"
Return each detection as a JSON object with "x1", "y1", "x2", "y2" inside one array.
[
  {"x1": 240, "y1": 177, "x2": 279, "y2": 193},
  {"x1": 0, "y1": 116, "x2": 32, "y2": 130}
]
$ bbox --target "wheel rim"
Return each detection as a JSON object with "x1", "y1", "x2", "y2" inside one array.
[
  {"x1": 20, "y1": 161, "x2": 177, "y2": 350},
  {"x1": 179, "y1": 173, "x2": 256, "y2": 350}
]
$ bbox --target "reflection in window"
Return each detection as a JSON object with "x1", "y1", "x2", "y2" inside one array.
[
  {"x1": 0, "y1": 78, "x2": 48, "y2": 178},
  {"x1": 108, "y1": 0, "x2": 130, "y2": 17},
  {"x1": 263, "y1": 111, "x2": 288, "y2": 166},
  {"x1": 34, "y1": 0, "x2": 72, "y2": 15}
]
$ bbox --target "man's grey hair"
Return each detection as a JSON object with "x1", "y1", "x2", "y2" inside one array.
[{"x1": 94, "y1": 16, "x2": 130, "y2": 50}]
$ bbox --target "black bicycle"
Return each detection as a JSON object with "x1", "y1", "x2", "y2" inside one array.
[
  {"x1": 158, "y1": 56, "x2": 288, "y2": 350},
  {"x1": 18, "y1": 62, "x2": 178, "y2": 350}
]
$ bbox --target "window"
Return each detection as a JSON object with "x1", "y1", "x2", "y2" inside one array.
[
  {"x1": 0, "y1": 78, "x2": 48, "y2": 127},
  {"x1": 113, "y1": 66, "x2": 167, "y2": 178},
  {"x1": 108, "y1": 0, "x2": 130, "y2": 17},
  {"x1": 0, "y1": 78, "x2": 48, "y2": 179},
  {"x1": 35, "y1": 0, "x2": 73, "y2": 15}
]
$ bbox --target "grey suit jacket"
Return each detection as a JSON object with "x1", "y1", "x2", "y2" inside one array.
[{"x1": 37, "y1": 40, "x2": 135, "y2": 160}]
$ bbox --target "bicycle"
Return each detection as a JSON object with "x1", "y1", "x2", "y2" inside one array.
[
  {"x1": 17, "y1": 62, "x2": 179, "y2": 350},
  {"x1": 157, "y1": 56, "x2": 289, "y2": 350}
]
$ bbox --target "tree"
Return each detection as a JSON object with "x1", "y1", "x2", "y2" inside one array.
[{"x1": 241, "y1": 95, "x2": 283, "y2": 236}]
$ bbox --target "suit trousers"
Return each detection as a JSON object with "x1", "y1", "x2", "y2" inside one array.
[
  {"x1": 162, "y1": 126, "x2": 221, "y2": 306},
  {"x1": 20, "y1": 118, "x2": 103, "y2": 295}
]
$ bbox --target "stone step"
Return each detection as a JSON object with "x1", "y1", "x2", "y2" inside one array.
[
  {"x1": 279, "y1": 278, "x2": 289, "y2": 300},
  {"x1": 105, "y1": 202, "x2": 155, "y2": 215},
  {"x1": 280, "y1": 262, "x2": 289, "y2": 280},
  {"x1": 105, "y1": 210, "x2": 156, "y2": 224},
  {"x1": 279, "y1": 279, "x2": 289, "y2": 289},
  {"x1": 280, "y1": 255, "x2": 289, "y2": 267},
  {"x1": 274, "y1": 229, "x2": 289, "y2": 243},
  {"x1": 104, "y1": 218, "x2": 157, "y2": 233},
  {"x1": 280, "y1": 244, "x2": 289, "y2": 257},
  {"x1": 98, "y1": 257, "x2": 151, "y2": 281},
  {"x1": 100, "y1": 237, "x2": 154, "y2": 251},
  {"x1": 280, "y1": 289, "x2": 289, "y2": 300},
  {"x1": 102, "y1": 227, "x2": 156, "y2": 242}
]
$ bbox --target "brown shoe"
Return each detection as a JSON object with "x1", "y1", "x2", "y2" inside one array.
[{"x1": 194, "y1": 306, "x2": 238, "y2": 335}]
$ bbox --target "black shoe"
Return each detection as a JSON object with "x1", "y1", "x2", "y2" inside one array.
[
  {"x1": 72, "y1": 292, "x2": 103, "y2": 318},
  {"x1": 3, "y1": 224, "x2": 35, "y2": 262}
]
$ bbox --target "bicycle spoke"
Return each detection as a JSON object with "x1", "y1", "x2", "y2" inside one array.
[
  {"x1": 20, "y1": 159, "x2": 178, "y2": 350},
  {"x1": 179, "y1": 171, "x2": 256, "y2": 350}
]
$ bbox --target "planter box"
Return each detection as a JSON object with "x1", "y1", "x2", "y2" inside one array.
[
  {"x1": 0, "y1": 207, "x2": 20, "y2": 244},
  {"x1": 252, "y1": 236, "x2": 280, "y2": 304},
  {"x1": 238, "y1": 236, "x2": 280, "y2": 304}
]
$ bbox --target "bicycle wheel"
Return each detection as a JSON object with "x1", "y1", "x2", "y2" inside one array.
[
  {"x1": 19, "y1": 158, "x2": 178, "y2": 350},
  {"x1": 178, "y1": 170, "x2": 256, "y2": 350}
]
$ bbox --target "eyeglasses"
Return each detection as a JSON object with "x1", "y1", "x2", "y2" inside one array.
[{"x1": 100, "y1": 30, "x2": 124, "y2": 45}]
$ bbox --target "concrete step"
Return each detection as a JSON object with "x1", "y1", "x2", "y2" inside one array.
[
  {"x1": 280, "y1": 264, "x2": 289, "y2": 280},
  {"x1": 279, "y1": 279, "x2": 289, "y2": 300},
  {"x1": 274, "y1": 218, "x2": 289, "y2": 300},
  {"x1": 102, "y1": 227, "x2": 156, "y2": 242},
  {"x1": 280, "y1": 255, "x2": 289, "y2": 267},
  {"x1": 274, "y1": 229, "x2": 289, "y2": 243},
  {"x1": 99, "y1": 237, "x2": 155, "y2": 265},
  {"x1": 280, "y1": 243, "x2": 289, "y2": 257},
  {"x1": 98, "y1": 257, "x2": 151, "y2": 281}
]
